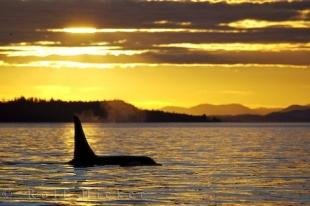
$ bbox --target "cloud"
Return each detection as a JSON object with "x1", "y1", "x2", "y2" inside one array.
[
  {"x1": 155, "y1": 42, "x2": 310, "y2": 52},
  {"x1": 0, "y1": 0, "x2": 308, "y2": 30},
  {"x1": 153, "y1": 20, "x2": 192, "y2": 26},
  {"x1": 1, "y1": 60, "x2": 308, "y2": 69},
  {"x1": 43, "y1": 27, "x2": 233, "y2": 33},
  {"x1": 0, "y1": 43, "x2": 148, "y2": 57},
  {"x1": 143, "y1": 0, "x2": 302, "y2": 4},
  {"x1": 0, "y1": 0, "x2": 309, "y2": 67},
  {"x1": 221, "y1": 19, "x2": 310, "y2": 29}
]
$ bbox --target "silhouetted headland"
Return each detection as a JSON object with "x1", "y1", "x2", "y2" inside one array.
[{"x1": 0, "y1": 97, "x2": 218, "y2": 122}]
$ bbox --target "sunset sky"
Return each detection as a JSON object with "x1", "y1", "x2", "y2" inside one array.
[{"x1": 0, "y1": 0, "x2": 309, "y2": 109}]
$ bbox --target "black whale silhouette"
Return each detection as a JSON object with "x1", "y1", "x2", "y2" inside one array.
[{"x1": 69, "y1": 116, "x2": 160, "y2": 167}]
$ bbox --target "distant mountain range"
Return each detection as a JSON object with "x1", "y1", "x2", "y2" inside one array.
[
  {"x1": 162, "y1": 103, "x2": 310, "y2": 116},
  {"x1": 162, "y1": 103, "x2": 310, "y2": 122},
  {"x1": 218, "y1": 109, "x2": 310, "y2": 122}
]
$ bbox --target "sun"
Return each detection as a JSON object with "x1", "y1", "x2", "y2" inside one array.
[{"x1": 57, "y1": 27, "x2": 98, "y2": 34}]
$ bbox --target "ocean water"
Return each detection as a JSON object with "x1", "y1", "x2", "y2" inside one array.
[{"x1": 0, "y1": 123, "x2": 309, "y2": 206}]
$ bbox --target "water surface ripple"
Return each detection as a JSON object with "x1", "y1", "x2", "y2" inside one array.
[{"x1": 0, "y1": 123, "x2": 309, "y2": 205}]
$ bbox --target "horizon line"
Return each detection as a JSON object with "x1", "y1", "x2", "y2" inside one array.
[{"x1": 1, "y1": 96, "x2": 309, "y2": 110}]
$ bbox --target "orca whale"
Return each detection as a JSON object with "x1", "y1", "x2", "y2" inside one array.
[{"x1": 69, "y1": 116, "x2": 160, "y2": 167}]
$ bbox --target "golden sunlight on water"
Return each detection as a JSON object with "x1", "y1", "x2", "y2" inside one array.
[{"x1": 0, "y1": 123, "x2": 309, "y2": 205}]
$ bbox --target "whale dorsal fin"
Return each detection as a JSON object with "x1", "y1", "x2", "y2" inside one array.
[{"x1": 72, "y1": 115, "x2": 97, "y2": 164}]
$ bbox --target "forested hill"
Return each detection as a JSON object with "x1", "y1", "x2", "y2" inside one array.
[{"x1": 0, "y1": 97, "x2": 217, "y2": 122}]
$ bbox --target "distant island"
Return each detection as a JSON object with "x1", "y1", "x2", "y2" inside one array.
[
  {"x1": 0, "y1": 97, "x2": 309, "y2": 122},
  {"x1": 162, "y1": 104, "x2": 281, "y2": 116},
  {"x1": 162, "y1": 103, "x2": 310, "y2": 122}
]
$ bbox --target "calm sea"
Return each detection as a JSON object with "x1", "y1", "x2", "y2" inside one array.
[{"x1": 0, "y1": 123, "x2": 309, "y2": 206}]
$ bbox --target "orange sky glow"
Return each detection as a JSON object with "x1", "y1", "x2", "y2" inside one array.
[{"x1": 0, "y1": 0, "x2": 309, "y2": 109}]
